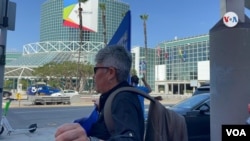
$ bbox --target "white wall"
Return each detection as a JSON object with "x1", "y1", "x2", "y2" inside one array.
[
  {"x1": 198, "y1": 61, "x2": 210, "y2": 81},
  {"x1": 131, "y1": 47, "x2": 140, "y2": 75},
  {"x1": 155, "y1": 65, "x2": 166, "y2": 81}
]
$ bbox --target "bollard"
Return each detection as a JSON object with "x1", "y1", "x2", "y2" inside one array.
[{"x1": 16, "y1": 93, "x2": 22, "y2": 107}]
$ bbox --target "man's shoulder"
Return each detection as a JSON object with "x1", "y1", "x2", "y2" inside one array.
[
  {"x1": 116, "y1": 90, "x2": 137, "y2": 98},
  {"x1": 110, "y1": 86, "x2": 148, "y2": 100},
  {"x1": 111, "y1": 89, "x2": 141, "y2": 106}
]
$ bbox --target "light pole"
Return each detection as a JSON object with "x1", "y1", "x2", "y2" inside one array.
[
  {"x1": 76, "y1": 2, "x2": 83, "y2": 91},
  {"x1": 0, "y1": 0, "x2": 16, "y2": 122}
]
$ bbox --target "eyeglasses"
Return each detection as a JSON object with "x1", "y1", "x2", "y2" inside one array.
[{"x1": 94, "y1": 67, "x2": 109, "y2": 74}]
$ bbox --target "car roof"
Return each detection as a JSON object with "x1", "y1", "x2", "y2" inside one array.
[
  {"x1": 171, "y1": 93, "x2": 210, "y2": 110},
  {"x1": 193, "y1": 85, "x2": 210, "y2": 96},
  {"x1": 197, "y1": 85, "x2": 210, "y2": 89},
  {"x1": 193, "y1": 92, "x2": 210, "y2": 96}
]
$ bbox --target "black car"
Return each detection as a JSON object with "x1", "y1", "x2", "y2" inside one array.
[
  {"x1": 192, "y1": 85, "x2": 210, "y2": 96},
  {"x1": 2, "y1": 90, "x2": 12, "y2": 97},
  {"x1": 169, "y1": 93, "x2": 210, "y2": 141}
]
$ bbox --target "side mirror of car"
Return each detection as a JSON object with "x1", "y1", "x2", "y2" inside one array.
[{"x1": 199, "y1": 104, "x2": 210, "y2": 114}]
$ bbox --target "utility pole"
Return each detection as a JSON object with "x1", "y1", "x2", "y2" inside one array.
[{"x1": 0, "y1": 0, "x2": 16, "y2": 121}]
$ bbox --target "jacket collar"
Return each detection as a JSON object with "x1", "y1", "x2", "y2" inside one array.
[{"x1": 99, "y1": 81, "x2": 130, "y2": 111}]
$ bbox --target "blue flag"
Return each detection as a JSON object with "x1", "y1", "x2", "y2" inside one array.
[{"x1": 108, "y1": 10, "x2": 131, "y2": 52}]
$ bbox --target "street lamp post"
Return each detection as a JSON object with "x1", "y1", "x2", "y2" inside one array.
[
  {"x1": 0, "y1": 0, "x2": 16, "y2": 122},
  {"x1": 76, "y1": 2, "x2": 83, "y2": 91}
]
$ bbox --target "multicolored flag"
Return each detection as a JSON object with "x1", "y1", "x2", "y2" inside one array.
[
  {"x1": 183, "y1": 50, "x2": 187, "y2": 61},
  {"x1": 178, "y1": 48, "x2": 186, "y2": 62},
  {"x1": 164, "y1": 52, "x2": 168, "y2": 59},
  {"x1": 157, "y1": 47, "x2": 161, "y2": 57}
]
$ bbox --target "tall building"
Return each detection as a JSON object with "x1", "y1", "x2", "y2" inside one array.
[
  {"x1": 40, "y1": 0, "x2": 129, "y2": 43},
  {"x1": 6, "y1": 0, "x2": 130, "y2": 79}
]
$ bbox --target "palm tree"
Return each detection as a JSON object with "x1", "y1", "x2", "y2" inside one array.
[
  {"x1": 99, "y1": 3, "x2": 107, "y2": 46},
  {"x1": 140, "y1": 14, "x2": 148, "y2": 81},
  {"x1": 77, "y1": 0, "x2": 88, "y2": 91}
]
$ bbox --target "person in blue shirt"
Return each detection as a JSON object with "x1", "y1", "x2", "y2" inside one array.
[{"x1": 131, "y1": 74, "x2": 152, "y2": 119}]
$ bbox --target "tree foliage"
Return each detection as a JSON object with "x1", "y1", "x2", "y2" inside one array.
[{"x1": 32, "y1": 61, "x2": 94, "y2": 92}]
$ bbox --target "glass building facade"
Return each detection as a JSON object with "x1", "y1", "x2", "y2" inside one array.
[
  {"x1": 132, "y1": 34, "x2": 209, "y2": 94},
  {"x1": 156, "y1": 34, "x2": 209, "y2": 94},
  {"x1": 5, "y1": 0, "x2": 130, "y2": 79},
  {"x1": 40, "y1": 0, "x2": 129, "y2": 43},
  {"x1": 5, "y1": 1, "x2": 210, "y2": 94},
  {"x1": 131, "y1": 47, "x2": 155, "y2": 92}
]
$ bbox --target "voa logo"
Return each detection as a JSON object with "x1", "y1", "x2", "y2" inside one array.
[
  {"x1": 223, "y1": 11, "x2": 238, "y2": 27},
  {"x1": 226, "y1": 129, "x2": 246, "y2": 136}
]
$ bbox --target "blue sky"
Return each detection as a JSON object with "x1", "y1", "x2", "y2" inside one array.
[{"x1": 6, "y1": 0, "x2": 250, "y2": 52}]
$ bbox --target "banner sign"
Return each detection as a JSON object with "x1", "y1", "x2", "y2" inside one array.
[{"x1": 63, "y1": 0, "x2": 98, "y2": 32}]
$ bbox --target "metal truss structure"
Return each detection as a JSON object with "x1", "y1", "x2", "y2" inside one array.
[
  {"x1": 22, "y1": 41, "x2": 104, "y2": 55},
  {"x1": 5, "y1": 41, "x2": 104, "y2": 79}
]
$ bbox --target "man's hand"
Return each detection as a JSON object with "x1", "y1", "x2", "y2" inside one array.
[
  {"x1": 55, "y1": 123, "x2": 89, "y2": 141},
  {"x1": 141, "y1": 73, "x2": 146, "y2": 81},
  {"x1": 154, "y1": 96, "x2": 163, "y2": 101},
  {"x1": 141, "y1": 73, "x2": 152, "y2": 93}
]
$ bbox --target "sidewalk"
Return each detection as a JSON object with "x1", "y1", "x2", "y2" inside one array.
[{"x1": 0, "y1": 127, "x2": 57, "y2": 141}]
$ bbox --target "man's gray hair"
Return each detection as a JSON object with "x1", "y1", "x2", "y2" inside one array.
[{"x1": 95, "y1": 45, "x2": 132, "y2": 82}]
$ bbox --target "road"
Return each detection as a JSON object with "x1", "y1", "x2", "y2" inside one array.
[
  {"x1": 2, "y1": 94, "x2": 184, "y2": 130},
  {"x1": 5, "y1": 106, "x2": 94, "y2": 129}
]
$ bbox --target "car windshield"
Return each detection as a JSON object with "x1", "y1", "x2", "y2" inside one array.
[{"x1": 172, "y1": 94, "x2": 210, "y2": 109}]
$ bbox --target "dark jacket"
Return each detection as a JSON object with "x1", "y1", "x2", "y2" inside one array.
[{"x1": 89, "y1": 81, "x2": 144, "y2": 141}]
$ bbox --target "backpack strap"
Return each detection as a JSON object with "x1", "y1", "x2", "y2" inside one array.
[{"x1": 104, "y1": 86, "x2": 156, "y2": 134}]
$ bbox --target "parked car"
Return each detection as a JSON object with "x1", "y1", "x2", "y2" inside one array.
[
  {"x1": 51, "y1": 90, "x2": 79, "y2": 97},
  {"x1": 2, "y1": 90, "x2": 12, "y2": 98},
  {"x1": 169, "y1": 93, "x2": 210, "y2": 141},
  {"x1": 144, "y1": 93, "x2": 210, "y2": 141},
  {"x1": 26, "y1": 82, "x2": 60, "y2": 96},
  {"x1": 192, "y1": 85, "x2": 210, "y2": 96}
]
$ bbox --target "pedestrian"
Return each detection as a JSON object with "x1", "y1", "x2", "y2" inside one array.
[
  {"x1": 55, "y1": 45, "x2": 144, "y2": 141},
  {"x1": 130, "y1": 74, "x2": 152, "y2": 119}
]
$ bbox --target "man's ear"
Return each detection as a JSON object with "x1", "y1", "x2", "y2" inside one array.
[{"x1": 108, "y1": 67, "x2": 117, "y2": 81}]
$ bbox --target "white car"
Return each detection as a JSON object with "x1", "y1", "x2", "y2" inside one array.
[{"x1": 51, "y1": 90, "x2": 79, "y2": 97}]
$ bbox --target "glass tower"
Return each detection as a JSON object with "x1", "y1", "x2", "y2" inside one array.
[
  {"x1": 5, "y1": 0, "x2": 130, "y2": 81},
  {"x1": 40, "y1": 0, "x2": 129, "y2": 43}
]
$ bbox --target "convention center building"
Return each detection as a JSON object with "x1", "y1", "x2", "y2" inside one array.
[{"x1": 5, "y1": 0, "x2": 210, "y2": 94}]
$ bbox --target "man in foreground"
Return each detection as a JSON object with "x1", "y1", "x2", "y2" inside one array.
[{"x1": 55, "y1": 45, "x2": 144, "y2": 141}]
